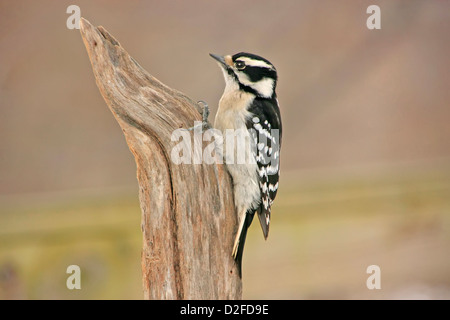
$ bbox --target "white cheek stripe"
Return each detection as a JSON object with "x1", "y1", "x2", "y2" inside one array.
[{"x1": 237, "y1": 73, "x2": 274, "y2": 98}]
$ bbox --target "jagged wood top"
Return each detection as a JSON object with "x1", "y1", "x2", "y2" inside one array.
[{"x1": 80, "y1": 18, "x2": 241, "y2": 299}]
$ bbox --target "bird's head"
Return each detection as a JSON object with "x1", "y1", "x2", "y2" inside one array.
[{"x1": 210, "y1": 52, "x2": 277, "y2": 99}]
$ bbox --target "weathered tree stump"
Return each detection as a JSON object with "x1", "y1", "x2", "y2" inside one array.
[{"x1": 79, "y1": 18, "x2": 242, "y2": 299}]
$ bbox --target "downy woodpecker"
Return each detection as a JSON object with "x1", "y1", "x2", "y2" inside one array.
[{"x1": 210, "y1": 52, "x2": 282, "y2": 274}]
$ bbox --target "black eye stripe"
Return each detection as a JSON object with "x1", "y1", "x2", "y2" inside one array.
[{"x1": 243, "y1": 66, "x2": 277, "y2": 82}]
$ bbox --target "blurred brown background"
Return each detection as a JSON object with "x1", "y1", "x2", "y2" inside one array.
[{"x1": 1, "y1": 0, "x2": 449, "y2": 299}]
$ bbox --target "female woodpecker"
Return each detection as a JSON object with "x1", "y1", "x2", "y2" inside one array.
[{"x1": 210, "y1": 52, "x2": 282, "y2": 274}]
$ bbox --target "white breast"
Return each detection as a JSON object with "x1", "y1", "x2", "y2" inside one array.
[
  {"x1": 214, "y1": 89, "x2": 261, "y2": 213},
  {"x1": 214, "y1": 90, "x2": 254, "y2": 131}
]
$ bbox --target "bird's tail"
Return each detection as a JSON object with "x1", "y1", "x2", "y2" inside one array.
[{"x1": 232, "y1": 210, "x2": 255, "y2": 277}]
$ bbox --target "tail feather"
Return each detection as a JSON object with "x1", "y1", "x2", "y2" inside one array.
[
  {"x1": 256, "y1": 208, "x2": 270, "y2": 240},
  {"x1": 233, "y1": 210, "x2": 255, "y2": 277}
]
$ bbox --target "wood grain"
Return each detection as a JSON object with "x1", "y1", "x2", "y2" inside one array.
[{"x1": 79, "y1": 18, "x2": 241, "y2": 299}]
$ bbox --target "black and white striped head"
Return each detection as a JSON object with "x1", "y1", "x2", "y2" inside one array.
[{"x1": 210, "y1": 52, "x2": 277, "y2": 99}]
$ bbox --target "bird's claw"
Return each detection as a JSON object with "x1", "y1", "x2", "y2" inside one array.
[{"x1": 185, "y1": 100, "x2": 210, "y2": 131}]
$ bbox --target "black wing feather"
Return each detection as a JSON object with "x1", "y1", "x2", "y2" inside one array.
[{"x1": 246, "y1": 96, "x2": 282, "y2": 239}]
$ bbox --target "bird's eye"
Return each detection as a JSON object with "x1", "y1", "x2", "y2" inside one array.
[{"x1": 235, "y1": 61, "x2": 246, "y2": 70}]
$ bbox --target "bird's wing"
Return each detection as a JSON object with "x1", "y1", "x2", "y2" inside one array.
[{"x1": 246, "y1": 97, "x2": 282, "y2": 238}]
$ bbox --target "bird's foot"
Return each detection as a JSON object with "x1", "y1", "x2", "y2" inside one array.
[{"x1": 185, "y1": 100, "x2": 210, "y2": 132}]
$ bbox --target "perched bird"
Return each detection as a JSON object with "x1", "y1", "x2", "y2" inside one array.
[{"x1": 210, "y1": 52, "x2": 282, "y2": 274}]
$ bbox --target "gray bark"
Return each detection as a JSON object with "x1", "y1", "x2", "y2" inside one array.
[{"x1": 79, "y1": 18, "x2": 242, "y2": 299}]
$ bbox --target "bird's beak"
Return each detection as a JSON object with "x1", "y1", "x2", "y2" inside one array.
[
  {"x1": 209, "y1": 53, "x2": 229, "y2": 68},
  {"x1": 209, "y1": 53, "x2": 226, "y2": 66}
]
